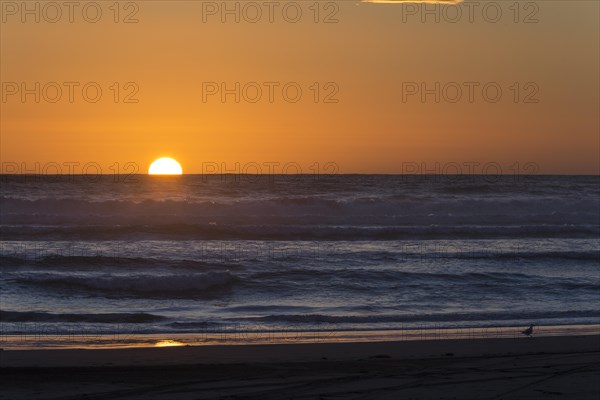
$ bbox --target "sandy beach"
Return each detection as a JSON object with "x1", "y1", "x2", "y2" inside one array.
[{"x1": 1, "y1": 335, "x2": 598, "y2": 399}]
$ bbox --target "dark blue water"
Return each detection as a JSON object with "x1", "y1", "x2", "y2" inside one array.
[{"x1": 1, "y1": 175, "x2": 599, "y2": 337}]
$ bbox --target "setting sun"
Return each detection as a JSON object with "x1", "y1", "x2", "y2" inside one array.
[{"x1": 148, "y1": 158, "x2": 183, "y2": 175}]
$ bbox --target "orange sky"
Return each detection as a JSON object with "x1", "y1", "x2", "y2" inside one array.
[{"x1": 1, "y1": 0, "x2": 598, "y2": 174}]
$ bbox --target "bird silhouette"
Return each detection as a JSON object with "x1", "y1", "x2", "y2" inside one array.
[{"x1": 521, "y1": 324, "x2": 534, "y2": 337}]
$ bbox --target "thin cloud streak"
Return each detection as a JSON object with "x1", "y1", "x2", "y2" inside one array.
[{"x1": 363, "y1": 0, "x2": 464, "y2": 4}]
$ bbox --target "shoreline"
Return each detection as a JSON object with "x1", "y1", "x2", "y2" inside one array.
[
  {"x1": 2, "y1": 333, "x2": 598, "y2": 368},
  {"x1": 2, "y1": 323, "x2": 599, "y2": 351}
]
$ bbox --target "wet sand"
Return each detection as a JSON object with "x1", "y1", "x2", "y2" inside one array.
[{"x1": 1, "y1": 335, "x2": 599, "y2": 399}]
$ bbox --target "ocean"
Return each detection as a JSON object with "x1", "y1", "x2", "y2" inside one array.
[{"x1": 1, "y1": 174, "x2": 599, "y2": 347}]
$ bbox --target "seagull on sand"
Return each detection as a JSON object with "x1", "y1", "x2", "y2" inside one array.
[{"x1": 521, "y1": 324, "x2": 534, "y2": 337}]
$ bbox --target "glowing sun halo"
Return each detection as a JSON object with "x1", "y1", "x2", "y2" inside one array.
[{"x1": 148, "y1": 157, "x2": 183, "y2": 175}]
